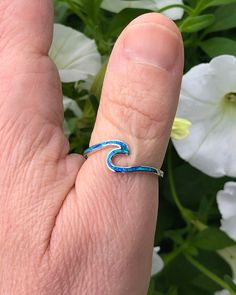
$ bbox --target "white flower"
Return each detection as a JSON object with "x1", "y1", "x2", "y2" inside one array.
[
  {"x1": 215, "y1": 290, "x2": 231, "y2": 295},
  {"x1": 63, "y1": 119, "x2": 73, "y2": 137},
  {"x1": 49, "y1": 24, "x2": 101, "y2": 83},
  {"x1": 219, "y1": 246, "x2": 236, "y2": 278},
  {"x1": 172, "y1": 55, "x2": 236, "y2": 177},
  {"x1": 217, "y1": 182, "x2": 236, "y2": 241},
  {"x1": 215, "y1": 246, "x2": 236, "y2": 295},
  {"x1": 151, "y1": 247, "x2": 164, "y2": 276},
  {"x1": 49, "y1": 24, "x2": 101, "y2": 137},
  {"x1": 215, "y1": 185, "x2": 236, "y2": 295},
  {"x1": 63, "y1": 96, "x2": 82, "y2": 117},
  {"x1": 63, "y1": 96, "x2": 83, "y2": 136},
  {"x1": 101, "y1": 0, "x2": 184, "y2": 20}
]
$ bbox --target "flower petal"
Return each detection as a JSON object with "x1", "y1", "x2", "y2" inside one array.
[
  {"x1": 189, "y1": 112, "x2": 236, "y2": 177},
  {"x1": 215, "y1": 290, "x2": 230, "y2": 295},
  {"x1": 221, "y1": 215, "x2": 236, "y2": 241},
  {"x1": 176, "y1": 56, "x2": 236, "y2": 109},
  {"x1": 101, "y1": 0, "x2": 184, "y2": 20},
  {"x1": 63, "y1": 96, "x2": 82, "y2": 117},
  {"x1": 156, "y1": 0, "x2": 184, "y2": 20},
  {"x1": 173, "y1": 55, "x2": 236, "y2": 177},
  {"x1": 63, "y1": 119, "x2": 72, "y2": 137},
  {"x1": 101, "y1": 0, "x2": 133, "y2": 13},
  {"x1": 210, "y1": 55, "x2": 236, "y2": 94},
  {"x1": 49, "y1": 24, "x2": 101, "y2": 83},
  {"x1": 217, "y1": 182, "x2": 236, "y2": 220},
  {"x1": 151, "y1": 247, "x2": 164, "y2": 276},
  {"x1": 217, "y1": 182, "x2": 236, "y2": 241},
  {"x1": 215, "y1": 246, "x2": 236, "y2": 295},
  {"x1": 218, "y1": 245, "x2": 236, "y2": 278}
]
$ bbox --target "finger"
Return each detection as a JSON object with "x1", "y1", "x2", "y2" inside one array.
[
  {"x1": 0, "y1": 0, "x2": 84, "y2": 252},
  {"x1": 0, "y1": 0, "x2": 53, "y2": 54},
  {"x1": 54, "y1": 13, "x2": 183, "y2": 294},
  {"x1": 0, "y1": 0, "x2": 60, "y2": 126},
  {"x1": 91, "y1": 13, "x2": 183, "y2": 160},
  {"x1": 0, "y1": 0, "x2": 64, "y2": 163}
]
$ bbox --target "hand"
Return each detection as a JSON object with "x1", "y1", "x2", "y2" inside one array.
[{"x1": 0, "y1": 1, "x2": 183, "y2": 294}]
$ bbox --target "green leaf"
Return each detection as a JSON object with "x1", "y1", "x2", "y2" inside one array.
[
  {"x1": 180, "y1": 15, "x2": 215, "y2": 33},
  {"x1": 155, "y1": 198, "x2": 180, "y2": 244},
  {"x1": 164, "y1": 228, "x2": 186, "y2": 244},
  {"x1": 198, "y1": 250, "x2": 233, "y2": 278},
  {"x1": 90, "y1": 60, "x2": 108, "y2": 99},
  {"x1": 54, "y1": 0, "x2": 70, "y2": 23},
  {"x1": 224, "y1": 275, "x2": 236, "y2": 292},
  {"x1": 191, "y1": 251, "x2": 232, "y2": 292},
  {"x1": 148, "y1": 278, "x2": 156, "y2": 295},
  {"x1": 179, "y1": 285, "x2": 211, "y2": 295},
  {"x1": 204, "y1": 0, "x2": 236, "y2": 8},
  {"x1": 155, "y1": 250, "x2": 232, "y2": 294},
  {"x1": 64, "y1": 0, "x2": 103, "y2": 29},
  {"x1": 192, "y1": 228, "x2": 236, "y2": 250},
  {"x1": 159, "y1": 254, "x2": 200, "y2": 286},
  {"x1": 207, "y1": 3, "x2": 236, "y2": 32},
  {"x1": 200, "y1": 37, "x2": 236, "y2": 58},
  {"x1": 166, "y1": 162, "x2": 230, "y2": 212},
  {"x1": 105, "y1": 8, "x2": 150, "y2": 38},
  {"x1": 81, "y1": 0, "x2": 103, "y2": 21},
  {"x1": 167, "y1": 286, "x2": 178, "y2": 295}
]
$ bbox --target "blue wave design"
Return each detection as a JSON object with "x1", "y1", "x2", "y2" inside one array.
[{"x1": 83, "y1": 140, "x2": 164, "y2": 177}]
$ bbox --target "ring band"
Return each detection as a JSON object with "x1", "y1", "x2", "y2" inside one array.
[{"x1": 83, "y1": 140, "x2": 164, "y2": 177}]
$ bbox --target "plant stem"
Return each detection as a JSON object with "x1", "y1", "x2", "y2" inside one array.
[
  {"x1": 163, "y1": 244, "x2": 185, "y2": 266},
  {"x1": 158, "y1": 4, "x2": 194, "y2": 15},
  {"x1": 185, "y1": 254, "x2": 236, "y2": 295},
  {"x1": 90, "y1": 60, "x2": 108, "y2": 98},
  {"x1": 167, "y1": 149, "x2": 191, "y2": 222},
  {"x1": 192, "y1": 0, "x2": 206, "y2": 16}
]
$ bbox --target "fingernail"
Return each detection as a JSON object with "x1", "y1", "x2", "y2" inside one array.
[{"x1": 124, "y1": 23, "x2": 181, "y2": 71}]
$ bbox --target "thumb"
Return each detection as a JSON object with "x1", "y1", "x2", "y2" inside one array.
[
  {"x1": 57, "y1": 13, "x2": 183, "y2": 294},
  {"x1": 87, "y1": 10, "x2": 183, "y2": 284},
  {"x1": 90, "y1": 12, "x2": 183, "y2": 164}
]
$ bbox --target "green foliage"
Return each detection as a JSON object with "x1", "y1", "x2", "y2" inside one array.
[
  {"x1": 104, "y1": 8, "x2": 150, "y2": 38},
  {"x1": 207, "y1": 3, "x2": 236, "y2": 32},
  {"x1": 53, "y1": 0, "x2": 236, "y2": 294},
  {"x1": 200, "y1": 0, "x2": 236, "y2": 9},
  {"x1": 192, "y1": 228, "x2": 235, "y2": 250},
  {"x1": 200, "y1": 37, "x2": 236, "y2": 57},
  {"x1": 180, "y1": 15, "x2": 215, "y2": 32}
]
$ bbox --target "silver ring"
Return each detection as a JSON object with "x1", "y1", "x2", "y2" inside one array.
[{"x1": 83, "y1": 140, "x2": 164, "y2": 177}]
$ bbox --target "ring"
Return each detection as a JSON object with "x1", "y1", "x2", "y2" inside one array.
[{"x1": 83, "y1": 140, "x2": 164, "y2": 177}]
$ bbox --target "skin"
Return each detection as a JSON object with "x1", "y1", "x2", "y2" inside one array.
[{"x1": 0, "y1": 1, "x2": 183, "y2": 294}]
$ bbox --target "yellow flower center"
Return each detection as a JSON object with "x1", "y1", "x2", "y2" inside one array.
[{"x1": 224, "y1": 92, "x2": 236, "y2": 105}]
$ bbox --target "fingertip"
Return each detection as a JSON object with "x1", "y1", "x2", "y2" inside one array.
[
  {"x1": 120, "y1": 13, "x2": 184, "y2": 73},
  {"x1": 108, "y1": 12, "x2": 183, "y2": 76},
  {"x1": 128, "y1": 12, "x2": 182, "y2": 40}
]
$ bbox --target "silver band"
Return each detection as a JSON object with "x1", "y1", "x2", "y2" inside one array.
[{"x1": 83, "y1": 140, "x2": 164, "y2": 177}]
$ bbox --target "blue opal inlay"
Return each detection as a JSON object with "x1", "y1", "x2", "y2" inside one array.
[{"x1": 83, "y1": 140, "x2": 164, "y2": 177}]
